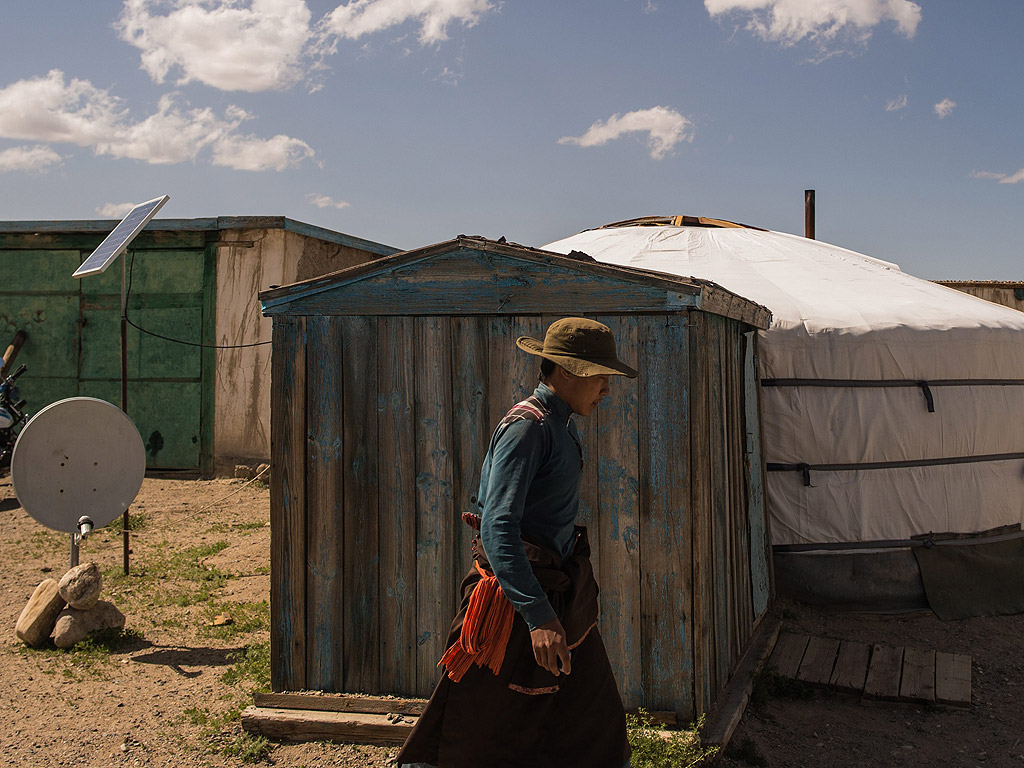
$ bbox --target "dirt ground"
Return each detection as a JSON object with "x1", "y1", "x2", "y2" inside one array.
[{"x1": 3, "y1": 475, "x2": 1024, "y2": 768}]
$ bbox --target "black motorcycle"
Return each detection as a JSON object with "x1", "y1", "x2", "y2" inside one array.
[{"x1": 0, "y1": 331, "x2": 27, "y2": 471}]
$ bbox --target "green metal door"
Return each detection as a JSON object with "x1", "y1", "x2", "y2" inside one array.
[{"x1": 0, "y1": 231, "x2": 214, "y2": 473}]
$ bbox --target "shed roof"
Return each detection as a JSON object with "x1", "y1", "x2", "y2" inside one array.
[
  {"x1": 0, "y1": 216, "x2": 398, "y2": 258},
  {"x1": 259, "y1": 235, "x2": 771, "y2": 328}
]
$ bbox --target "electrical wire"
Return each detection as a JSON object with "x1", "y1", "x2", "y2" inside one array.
[{"x1": 125, "y1": 250, "x2": 272, "y2": 349}]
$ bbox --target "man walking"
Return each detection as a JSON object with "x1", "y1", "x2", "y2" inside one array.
[{"x1": 397, "y1": 317, "x2": 637, "y2": 768}]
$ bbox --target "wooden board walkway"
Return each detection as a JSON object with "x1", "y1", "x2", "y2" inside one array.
[{"x1": 768, "y1": 632, "x2": 972, "y2": 707}]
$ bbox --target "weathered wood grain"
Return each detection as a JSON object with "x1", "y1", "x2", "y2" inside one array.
[
  {"x1": 304, "y1": 316, "x2": 344, "y2": 691},
  {"x1": 637, "y1": 313, "x2": 693, "y2": 717},
  {"x1": 263, "y1": 247, "x2": 703, "y2": 317},
  {"x1": 796, "y1": 636, "x2": 840, "y2": 685},
  {"x1": 935, "y1": 652, "x2": 972, "y2": 707},
  {"x1": 830, "y1": 641, "x2": 871, "y2": 693},
  {"x1": 708, "y1": 316, "x2": 730, "y2": 692},
  {"x1": 270, "y1": 316, "x2": 306, "y2": 692},
  {"x1": 341, "y1": 315, "x2": 380, "y2": 693},
  {"x1": 863, "y1": 644, "x2": 903, "y2": 701},
  {"x1": 768, "y1": 632, "x2": 809, "y2": 679},
  {"x1": 413, "y1": 316, "x2": 456, "y2": 694},
  {"x1": 594, "y1": 315, "x2": 642, "y2": 708},
  {"x1": 450, "y1": 316, "x2": 490, "y2": 588},
  {"x1": 254, "y1": 692, "x2": 427, "y2": 715},
  {"x1": 376, "y1": 316, "x2": 417, "y2": 696},
  {"x1": 743, "y1": 331, "x2": 771, "y2": 618},
  {"x1": 688, "y1": 312, "x2": 713, "y2": 715},
  {"x1": 899, "y1": 647, "x2": 936, "y2": 704},
  {"x1": 241, "y1": 706, "x2": 415, "y2": 746}
]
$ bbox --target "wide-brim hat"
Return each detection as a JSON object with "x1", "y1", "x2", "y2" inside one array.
[{"x1": 516, "y1": 317, "x2": 638, "y2": 378}]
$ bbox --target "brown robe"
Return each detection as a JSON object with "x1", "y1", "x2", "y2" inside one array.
[{"x1": 396, "y1": 527, "x2": 630, "y2": 768}]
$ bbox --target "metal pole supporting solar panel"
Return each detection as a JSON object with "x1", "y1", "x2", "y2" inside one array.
[{"x1": 72, "y1": 195, "x2": 169, "y2": 575}]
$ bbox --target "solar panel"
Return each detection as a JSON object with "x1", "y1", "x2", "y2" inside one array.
[{"x1": 72, "y1": 195, "x2": 169, "y2": 278}]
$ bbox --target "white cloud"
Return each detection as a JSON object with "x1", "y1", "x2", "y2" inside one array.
[
  {"x1": 117, "y1": 0, "x2": 314, "y2": 92},
  {"x1": 934, "y1": 97, "x2": 956, "y2": 119},
  {"x1": 885, "y1": 93, "x2": 907, "y2": 112},
  {"x1": 705, "y1": 0, "x2": 921, "y2": 48},
  {"x1": 307, "y1": 193, "x2": 351, "y2": 210},
  {"x1": 323, "y1": 0, "x2": 495, "y2": 45},
  {"x1": 213, "y1": 133, "x2": 315, "y2": 171},
  {"x1": 0, "y1": 70, "x2": 313, "y2": 171},
  {"x1": 970, "y1": 169, "x2": 1024, "y2": 185},
  {"x1": 117, "y1": 0, "x2": 497, "y2": 93},
  {"x1": 559, "y1": 106, "x2": 694, "y2": 161},
  {"x1": 0, "y1": 144, "x2": 64, "y2": 173},
  {"x1": 96, "y1": 202, "x2": 138, "y2": 217}
]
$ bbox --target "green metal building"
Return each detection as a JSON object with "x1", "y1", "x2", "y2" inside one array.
[{"x1": 0, "y1": 217, "x2": 396, "y2": 474}]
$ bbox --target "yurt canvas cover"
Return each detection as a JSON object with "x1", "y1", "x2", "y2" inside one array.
[{"x1": 544, "y1": 218, "x2": 1024, "y2": 587}]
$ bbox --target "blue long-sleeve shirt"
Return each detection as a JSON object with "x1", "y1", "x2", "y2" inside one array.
[{"x1": 477, "y1": 382, "x2": 583, "y2": 630}]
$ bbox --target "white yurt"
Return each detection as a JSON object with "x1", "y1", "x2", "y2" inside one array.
[{"x1": 545, "y1": 216, "x2": 1024, "y2": 615}]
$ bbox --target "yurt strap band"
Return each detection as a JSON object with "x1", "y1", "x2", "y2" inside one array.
[
  {"x1": 762, "y1": 377, "x2": 1024, "y2": 413},
  {"x1": 768, "y1": 451, "x2": 1024, "y2": 486}
]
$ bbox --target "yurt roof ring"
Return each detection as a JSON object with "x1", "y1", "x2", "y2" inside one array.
[{"x1": 595, "y1": 215, "x2": 768, "y2": 231}]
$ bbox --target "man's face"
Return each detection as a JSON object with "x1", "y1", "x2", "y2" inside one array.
[{"x1": 554, "y1": 370, "x2": 611, "y2": 416}]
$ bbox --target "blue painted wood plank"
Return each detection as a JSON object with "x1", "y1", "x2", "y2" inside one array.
[
  {"x1": 270, "y1": 316, "x2": 306, "y2": 692},
  {"x1": 261, "y1": 248, "x2": 699, "y2": 316},
  {"x1": 413, "y1": 316, "x2": 456, "y2": 694},
  {"x1": 342, "y1": 315, "x2": 380, "y2": 693},
  {"x1": 744, "y1": 331, "x2": 771, "y2": 618},
  {"x1": 377, "y1": 316, "x2": 418, "y2": 695},
  {"x1": 638, "y1": 313, "x2": 694, "y2": 718},
  {"x1": 594, "y1": 314, "x2": 643, "y2": 708},
  {"x1": 450, "y1": 317, "x2": 491, "y2": 589},
  {"x1": 304, "y1": 316, "x2": 344, "y2": 691}
]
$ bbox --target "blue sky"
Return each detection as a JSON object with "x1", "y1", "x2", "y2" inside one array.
[{"x1": 0, "y1": 1, "x2": 1020, "y2": 279}]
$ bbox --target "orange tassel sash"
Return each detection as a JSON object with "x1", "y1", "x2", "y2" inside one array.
[{"x1": 438, "y1": 562, "x2": 515, "y2": 683}]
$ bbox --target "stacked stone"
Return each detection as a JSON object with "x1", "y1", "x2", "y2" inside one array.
[{"x1": 14, "y1": 562, "x2": 125, "y2": 648}]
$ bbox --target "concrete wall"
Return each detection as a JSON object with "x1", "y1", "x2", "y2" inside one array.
[
  {"x1": 936, "y1": 282, "x2": 1024, "y2": 313},
  {"x1": 213, "y1": 227, "x2": 385, "y2": 471}
]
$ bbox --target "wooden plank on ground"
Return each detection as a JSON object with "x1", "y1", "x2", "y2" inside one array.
[
  {"x1": 899, "y1": 647, "x2": 936, "y2": 704},
  {"x1": 637, "y1": 314, "x2": 693, "y2": 718},
  {"x1": 703, "y1": 611, "x2": 781, "y2": 750},
  {"x1": 830, "y1": 641, "x2": 871, "y2": 693},
  {"x1": 863, "y1": 644, "x2": 903, "y2": 701},
  {"x1": 935, "y1": 652, "x2": 972, "y2": 707},
  {"x1": 254, "y1": 693, "x2": 426, "y2": 715},
  {"x1": 797, "y1": 636, "x2": 840, "y2": 685},
  {"x1": 241, "y1": 706, "x2": 415, "y2": 746},
  {"x1": 269, "y1": 316, "x2": 306, "y2": 692},
  {"x1": 768, "y1": 632, "x2": 810, "y2": 679},
  {"x1": 376, "y1": 316, "x2": 417, "y2": 696}
]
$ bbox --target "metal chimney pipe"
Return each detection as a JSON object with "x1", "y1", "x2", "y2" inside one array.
[{"x1": 804, "y1": 189, "x2": 816, "y2": 239}]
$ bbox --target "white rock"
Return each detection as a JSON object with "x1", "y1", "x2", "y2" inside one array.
[
  {"x1": 15, "y1": 579, "x2": 66, "y2": 647},
  {"x1": 52, "y1": 600, "x2": 125, "y2": 649},
  {"x1": 58, "y1": 562, "x2": 103, "y2": 610}
]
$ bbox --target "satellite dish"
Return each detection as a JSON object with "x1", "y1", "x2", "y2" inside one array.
[{"x1": 11, "y1": 398, "x2": 145, "y2": 533}]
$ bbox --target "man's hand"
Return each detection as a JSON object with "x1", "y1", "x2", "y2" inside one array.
[{"x1": 530, "y1": 618, "x2": 571, "y2": 676}]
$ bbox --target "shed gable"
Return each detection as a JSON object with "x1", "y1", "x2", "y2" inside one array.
[{"x1": 261, "y1": 242, "x2": 703, "y2": 316}]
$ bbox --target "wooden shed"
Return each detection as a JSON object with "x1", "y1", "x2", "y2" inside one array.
[{"x1": 259, "y1": 236, "x2": 773, "y2": 721}]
